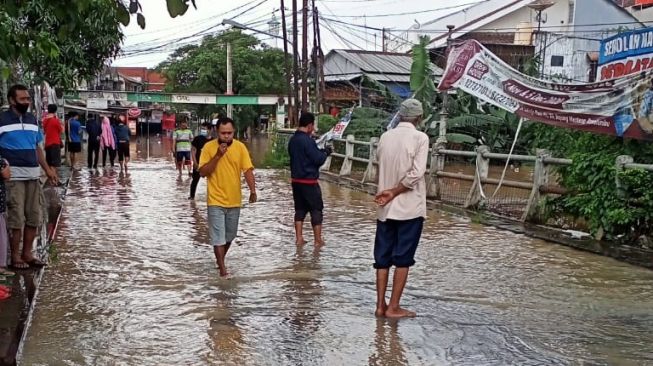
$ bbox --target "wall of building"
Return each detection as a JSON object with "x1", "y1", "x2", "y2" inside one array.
[
  {"x1": 480, "y1": 0, "x2": 572, "y2": 33},
  {"x1": 536, "y1": 0, "x2": 640, "y2": 82}
]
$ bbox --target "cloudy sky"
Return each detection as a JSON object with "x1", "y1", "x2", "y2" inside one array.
[{"x1": 113, "y1": 0, "x2": 483, "y2": 67}]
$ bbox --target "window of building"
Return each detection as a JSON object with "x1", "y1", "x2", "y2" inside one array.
[
  {"x1": 588, "y1": 60, "x2": 598, "y2": 82},
  {"x1": 551, "y1": 55, "x2": 564, "y2": 67},
  {"x1": 568, "y1": 1, "x2": 575, "y2": 24}
]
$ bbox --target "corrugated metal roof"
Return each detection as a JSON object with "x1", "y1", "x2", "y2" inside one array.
[
  {"x1": 324, "y1": 73, "x2": 362, "y2": 82},
  {"x1": 332, "y1": 50, "x2": 442, "y2": 76},
  {"x1": 366, "y1": 74, "x2": 411, "y2": 83}
]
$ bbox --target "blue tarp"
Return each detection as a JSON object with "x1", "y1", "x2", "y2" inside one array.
[{"x1": 383, "y1": 82, "x2": 412, "y2": 99}]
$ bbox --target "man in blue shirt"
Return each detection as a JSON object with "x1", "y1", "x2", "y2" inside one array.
[
  {"x1": 287, "y1": 112, "x2": 332, "y2": 246},
  {"x1": 114, "y1": 116, "x2": 131, "y2": 172},
  {"x1": 66, "y1": 112, "x2": 82, "y2": 169},
  {"x1": 0, "y1": 84, "x2": 58, "y2": 269}
]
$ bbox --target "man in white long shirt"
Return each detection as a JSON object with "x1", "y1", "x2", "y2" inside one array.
[{"x1": 373, "y1": 98, "x2": 429, "y2": 319}]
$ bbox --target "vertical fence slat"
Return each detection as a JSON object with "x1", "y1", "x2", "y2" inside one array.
[
  {"x1": 363, "y1": 137, "x2": 379, "y2": 183},
  {"x1": 522, "y1": 149, "x2": 550, "y2": 222},
  {"x1": 464, "y1": 145, "x2": 490, "y2": 208},
  {"x1": 339, "y1": 134, "x2": 354, "y2": 177},
  {"x1": 427, "y1": 141, "x2": 446, "y2": 199}
]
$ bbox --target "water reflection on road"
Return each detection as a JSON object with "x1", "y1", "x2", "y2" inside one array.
[{"x1": 20, "y1": 137, "x2": 653, "y2": 365}]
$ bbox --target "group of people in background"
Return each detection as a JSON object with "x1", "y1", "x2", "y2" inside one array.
[{"x1": 41, "y1": 108, "x2": 131, "y2": 172}]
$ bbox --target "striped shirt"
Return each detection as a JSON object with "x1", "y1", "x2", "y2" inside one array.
[
  {"x1": 0, "y1": 110, "x2": 43, "y2": 180},
  {"x1": 174, "y1": 129, "x2": 193, "y2": 152}
]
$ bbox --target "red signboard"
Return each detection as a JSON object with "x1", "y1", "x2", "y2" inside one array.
[{"x1": 162, "y1": 113, "x2": 176, "y2": 131}]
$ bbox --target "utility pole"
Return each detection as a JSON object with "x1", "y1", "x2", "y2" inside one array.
[
  {"x1": 292, "y1": 0, "x2": 300, "y2": 126},
  {"x1": 226, "y1": 42, "x2": 233, "y2": 119},
  {"x1": 280, "y1": 0, "x2": 294, "y2": 126},
  {"x1": 438, "y1": 25, "x2": 455, "y2": 144},
  {"x1": 311, "y1": 1, "x2": 325, "y2": 130},
  {"x1": 382, "y1": 28, "x2": 386, "y2": 52},
  {"x1": 301, "y1": 0, "x2": 309, "y2": 112}
]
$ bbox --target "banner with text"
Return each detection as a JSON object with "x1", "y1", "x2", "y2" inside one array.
[
  {"x1": 599, "y1": 26, "x2": 653, "y2": 81},
  {"x1": 438, "y1": 39, "x2": 653, "y2": 140}
]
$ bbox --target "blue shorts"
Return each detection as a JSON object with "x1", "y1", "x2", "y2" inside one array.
[
  {"x1": 208, "y1": 206, "x2": 241, "y2": 246},
  {"x1": 176, "y1": 151, "x2": 191, "y2": 163},
  {"x1": 373, "y1": 217, "x2": 424, "y2": 269}
]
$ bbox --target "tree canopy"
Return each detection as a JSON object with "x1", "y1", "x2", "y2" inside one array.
[
  {"x1": 158, "y1": 30, "x2": 286, "y2": 95},
  {"x1": 0, "y1": 0, "x2": 196, "y2": 88},
  {"x1": 157, "y1": 30, "x2": 287, "y2": 132}
]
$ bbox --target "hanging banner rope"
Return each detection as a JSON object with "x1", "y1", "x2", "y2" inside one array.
[{"x1": 438, "y1": 39, "x2": 653, "y2": 141}]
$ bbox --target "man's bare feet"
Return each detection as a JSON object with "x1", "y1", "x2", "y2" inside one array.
[
  {"x1": 384, "y1": 307, "x2": 416, "y2": 319},
  {"x1": 314, "y1": 237, "x2": 325, "y2": 246},
  {"x1": 375, "y1": 304, "x2": 387, "y2": 317},
  {"x1": 296, "y1": 238, "x2": 306, "y2": 245}
]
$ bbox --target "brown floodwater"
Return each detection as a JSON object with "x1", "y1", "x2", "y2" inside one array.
[{"x1": 19, "y1": 136, "x2": 653, "y2": 365}]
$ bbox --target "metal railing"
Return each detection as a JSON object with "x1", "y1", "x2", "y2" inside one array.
[{"x1": 310, "y1": 134, "x2": 653, "y2": 222}]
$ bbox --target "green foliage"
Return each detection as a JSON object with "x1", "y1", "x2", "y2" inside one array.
[
  {"x1": 410, "y1": 36, "x2": 436, "y2": 110},
  {"x1": 317, "y1": 114, "x2": 338, "y2": 134},
  {"x1": 262, "y1": 133, "x2": 290, "y2": 168},
  {"x1": 529, "y1": 125, "x2": 653, "y2": 240},
  {"x1": 438, "y1": 92, "x2": 526, "y2": 151},
  {"x1": 346, "y1": 107, "x2": 390, "y2": 141},
  {"x1": 0, "y1": 0, "x2": 124, "y2": 88}
]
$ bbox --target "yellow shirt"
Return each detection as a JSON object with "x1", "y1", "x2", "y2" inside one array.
[{"x1": 199, "y1": 139, "x2": 254, "y2": 207}]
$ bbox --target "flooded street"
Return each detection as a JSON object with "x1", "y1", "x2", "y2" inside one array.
[{"x1": 20, "y1": 138, "x2": 653, "y2": 365}]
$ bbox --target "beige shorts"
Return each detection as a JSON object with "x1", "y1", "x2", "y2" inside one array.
[{"x1": 6, "y1": 180, "x2": 43, "y2": 229}]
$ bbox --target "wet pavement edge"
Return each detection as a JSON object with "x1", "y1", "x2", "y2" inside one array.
[{"x1": 0, "y1": 167, "x2": 71, "y2": 366}]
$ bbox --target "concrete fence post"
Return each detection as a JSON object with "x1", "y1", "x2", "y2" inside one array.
[
  {"x1": 522, "y1": 149, "x2": 551, "y2": 222},
  {"x1": 427, "y1": 141, "x2": 446, "y2": 199},
  {"x1": 363, "y1": 137, "x2": 379, "y2": 183},
  {"x1": 615, "y1": 155, "x2": 634, "y2": 196},
  {"x1": 339, "y1": 134, "x2": 355, "y2": 176},
  {"x1": 464, "y1": 145, "x2": 490, "y2": 208}
]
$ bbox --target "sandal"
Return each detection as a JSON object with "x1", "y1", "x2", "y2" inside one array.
[
  {"x1": 0, "y1": 268, "x2": 15, "y2": 276},
  {"x1": 9, "y1": 262, "x2": 29, "y2": 270},
  {"x1": 25, "y1": 258, "x2": 46, "y2": 268}
]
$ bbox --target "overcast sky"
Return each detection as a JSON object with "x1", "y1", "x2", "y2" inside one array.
[{"x1": 113, "y1": 0, "x2": 483, "y2": 67}]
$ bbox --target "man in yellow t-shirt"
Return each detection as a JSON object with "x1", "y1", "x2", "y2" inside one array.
[{"x1": 199, "y1": 117, "x2": 256, "y2": 278}]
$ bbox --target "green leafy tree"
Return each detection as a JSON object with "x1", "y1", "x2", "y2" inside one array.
[
  {"x1": 410, "y1": 35, "x2": 436, "y2": 111},
  {"x1": 0, "y1": 0, "x2": 197, "y2": 88},
  {"x1": 158, "y1": 30, "x2": 287, "y2": 133}
]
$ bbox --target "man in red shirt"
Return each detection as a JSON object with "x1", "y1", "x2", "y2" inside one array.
[{"x1": 42, "y1": 104, "x2": 63, "y2": 167}]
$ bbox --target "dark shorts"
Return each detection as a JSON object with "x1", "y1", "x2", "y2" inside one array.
[
  {"x1": 68, "y1": 142, "x2": 81, "y2": 153},
  {"x1": 176, "y1": 151, "x2": 191, "y2": 163},
  {"x1": 117, "y1": 141, "x2": 130, "y2": 162},
  {"x1": 373, "y1": 217, "x2": 424, "y2": 269},
  {"x1": 292, "y1": 182, "x2": 324, "y2": 225},
  {"x1": 45, "y1": 145, "x2": 61, "y2": 167}
]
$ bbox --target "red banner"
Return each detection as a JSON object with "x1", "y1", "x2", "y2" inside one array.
[
  {"x1": 438, "y1": 40, "x2": 653, "y2": 140},
  {"x1": 162, "y1": 113, "x2": 176, "y2": 131}
]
